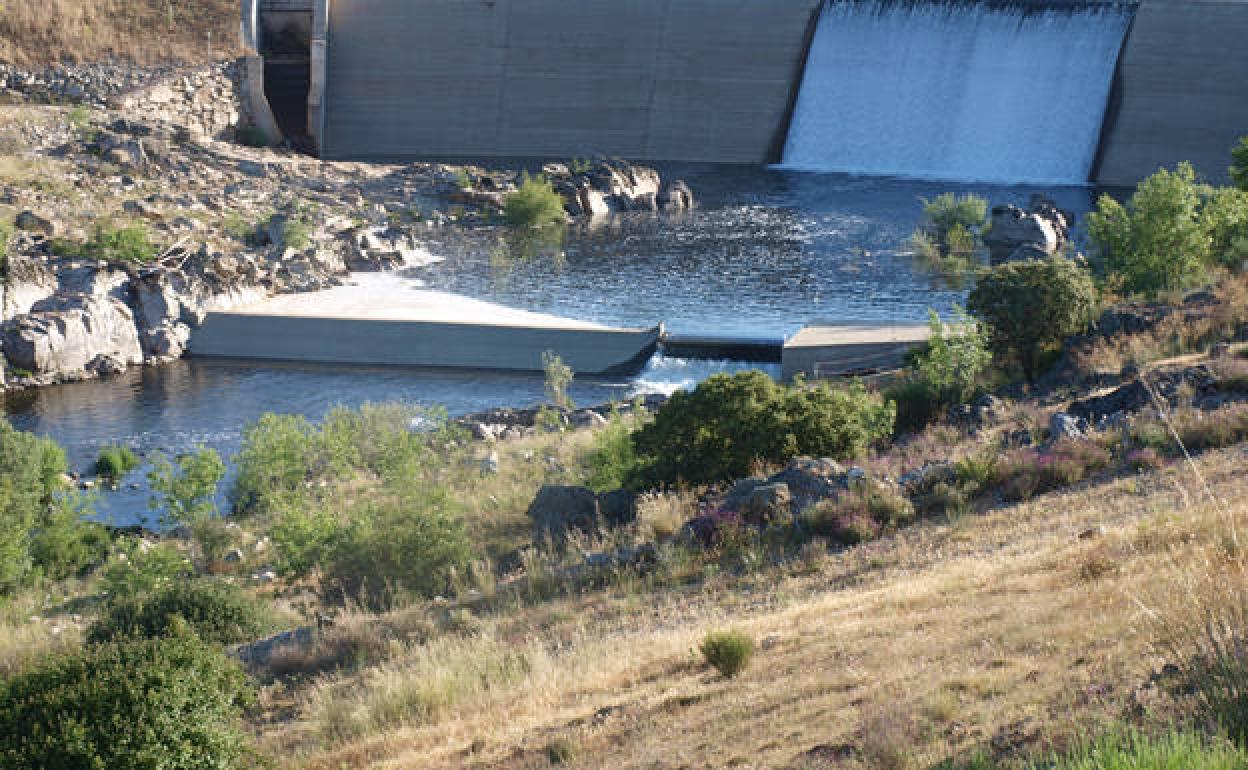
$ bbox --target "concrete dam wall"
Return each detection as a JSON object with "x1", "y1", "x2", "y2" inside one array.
[
  {"x1": 305, "y1": 0, "x2": 1248, "y2": 186},
  {"x1": 318, "y1": 0, "x2": 821, "y2": 163}
]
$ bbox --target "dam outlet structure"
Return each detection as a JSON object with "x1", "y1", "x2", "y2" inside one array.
[
  {"x1": 247, "y1": 0, "x2": 1248, "y2": 187},
  {"x1": 780, "y1": 0, "x2": 1136, "y2": 185}
]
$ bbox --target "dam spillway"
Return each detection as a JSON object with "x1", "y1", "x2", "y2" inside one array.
[
  {"x1": 781, "y1": 0, "x2": 1135, "y2": 184},
  {"x1": 262, "y1": 0, "x2": 1248, "y2": 186}
]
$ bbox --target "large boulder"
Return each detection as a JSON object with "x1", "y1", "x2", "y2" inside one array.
[
  {"x1": 0, "y1": 256, "x2": 58, "y2": 322},
  {"x1": 737, "y1": 482, "x2": 792, "y2": 527},
  {"x1": 527, "y1": 485, "x2": 600, "y2": 545},
  {"x1": 1, "y1": 294, "x2": 142, "y2": 377},
  {"x1": 984, "y1": 204, "x2": 1060, "y2": 264},
  {"x1": 765, "y1": 457, "x2": 848, "y2": 513},
  {"x1": 596, "y1": 489, "x2": 638, "y2": 530}
]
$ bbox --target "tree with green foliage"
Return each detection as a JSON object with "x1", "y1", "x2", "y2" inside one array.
[
  {"x1": 629, "y1": 370, "x2": 895, "y2": 487},
  {"x1": 0, "y1": 421, "x2": 106, "y2": 593},
  {"x1": 967, "y1": 258, "x2": 1098, "y2": 382},
  {"x1": 920, "y1": 192, "x2": 988, "y2": 243},
  {"x1": 888, "y1": 306, "x2": 993, "y2": 434},
  {"x1": 1232, "y1": 135, "x2": 1248, "y2": 192},
  {"x1": 503, "y1": 173, "x2": 567, "y2": 227},
  {"x1": 149, "y1": 448, "x2": 230, "y2": 566},
  {"x1": 1200, "y1": 185, "x2": 1248, "y2": 269},
  {"x1": 1087, "y1": 162, "x2": 1213, "y2": 296},
  {"x1": 542, "y1": 350, "x2": 574, "y2": 409},
  {"x1": 0, "y1": 630, "x2": 255, "y2": 770}
]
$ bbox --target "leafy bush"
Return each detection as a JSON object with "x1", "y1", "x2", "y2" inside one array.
[
  {"x1": 700, "y1": 630, "x2": 755, "y2": 678},
  {"x1": 585, "y1": 412, "x2": 640, "y2": 493},
  {"x1": 1201, "y1": 186, "x2": 1248, "y2": 270},
  {"x1": 27, "y1": 499, "x2": 109, "y2": 583},
  {"x1": 94, "y1": 445, "x2": 139, "y2": 479},
  {"x1": 1088, "y1": 163, "x2": 1217, "y2": 296},
  {"x1": 232, "y1": 404, "x2": 449, "y2": 516},
  {"x1": 149, "y1": 448, "x2": 230, "y2": 566},
  {"x1": 0, "y1": 631, "x2": 255, "y2": 770},
  {"x1": 503, "y1": 172, "x2": 566, "y2": 227},
  {"x1": 887, "y1": 306, "x2": 992, "y2": 434},
  {"x1": 967, "y1": 257, "x2": 1098, "y2": 381},
  {"x1": 100, "y1": 540, "x2": 192, "y2": 598},
  {"x1": 1232, "y1": 135, "x2": 1248, "y2": 192},
  {"x1": 921, "y1": 192, "x2": 988, "y2": 243},
  {"x1": 51, "y1": 222, "x2": 158, "y2": 264},
  {"x1": 88, "y1": 579, "x2": 273, "y2": 645},
  {"x1": 319, "y1": 489, "x2": 472, "y2": 610},
  {"x1": 0, "y1": 422, "x2": 106, "y2": 592},
  {"x1": 631, "y1": 371, "x2": 895, "y2": 487},
  {"x1": 542, "y1": 350, "x2": 574, "y2": 409}
]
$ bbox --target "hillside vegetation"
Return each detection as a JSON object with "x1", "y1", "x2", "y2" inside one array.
[{"x1": 0, "y1": 0, "x2": 239, "y2": 67}]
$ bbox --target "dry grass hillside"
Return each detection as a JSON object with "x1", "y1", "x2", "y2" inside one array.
[
  {"x1": 253, "y1": 443, "x2": 1248, "y2": 769},
  {"x1": 0, "y1": 0, "x2": 239, "y2": 66}
]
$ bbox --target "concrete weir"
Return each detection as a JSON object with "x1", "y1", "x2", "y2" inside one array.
[{"x1": 185, "y1": 278, "x2": 661, "y2": 374}]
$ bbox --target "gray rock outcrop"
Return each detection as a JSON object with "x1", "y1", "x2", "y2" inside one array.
[
  {"x1": 984, "y1": 195, "x2": 1073, "y2": 265},
  {"x1": 2, "y1": 294, "x2": 143, "y2": 378}
]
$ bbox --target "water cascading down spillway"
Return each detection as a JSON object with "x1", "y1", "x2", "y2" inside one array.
[{"x1": 781, "y1": 0, "x2": 1136, "y2": 185}]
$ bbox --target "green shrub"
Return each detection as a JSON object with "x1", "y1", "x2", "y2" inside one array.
[
  {"x1": 1232, "y1": 135, "x2": 1248, "y2": 192},
  {"x1": 968, "y1": 257, "x2": 1098, "y2": 381},
  {"x1": 887, "y1": 306, "x2": 992, "y2": 434},
  {"x1": 0, "y1": 631, "x2": 255, "y2": 770},
  {"x1": 542, "y1": 350, "x2": 574, "y2": 409},
  {"x1": 585, "y1": 412, "x2": 640, "y2": 493},
  {"x1": 101, "y1": 540, "x2": 193, "y2": 599},
  {"x1": 51, "y1": 222, "x2": 158, "y2": 264},
  {"x1": 546, "y1": 738, "x2": 578, "y2": 765},
  {"x1": 700, "y1": 629, "x2": 755, "y2": 678},
  {"x1": 1088, "y1": 163, "x2": 1213, "y2": 296},
  {"x1": 1040, "y1": 729, "x2": 1248, "y2": 770},
  {"x1": 1201, "y1": 186, "x2": 1248, "y2": 269},
  {"x1": 27, "y1": 499, "x2": 109, "y2": 582},
  {"x1": 149, "y1": 448, "x2": 226, "y2": 527},
  {"x1": 320, "y1": 490, "x2": 472, "y2": 610},
  {"x1": 631, "y1": 371, "x2": 895, "y2": 487},
  {"x1": 88, "y1": 579, "x2": 273, "y2": 646},
  {"x1": 0, "y1": 421, "x2": 98, "y2": 593},
  {"x1": 503, "y1": 172, "x2": 566, "y2": 227},
  {"x1": 94, "y1": 445, "x2": 139, "y2": 479},
  {"x1": 232, "y1": 404, "x2": 449, "y2": 517},
  {"x1": 921, "y1": 192, "x2": 988, "y2": 243}
]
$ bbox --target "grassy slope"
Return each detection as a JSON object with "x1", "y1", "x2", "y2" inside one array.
[
  {"x1": 0, "y1": 0, "x2": 239, "y2": 67},
  {"x1": 266, "y1": 442, "x2": 1248, "y2": 769}
]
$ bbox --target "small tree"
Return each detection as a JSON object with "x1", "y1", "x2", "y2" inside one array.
[
  {"x1": 967, "y1": 258, "x2": 1097, "y2": 382},
  {"x1": 1087, "y1": 162, "x2": 1212, "y2": 296},
  {"x1": 915, "y1": 305, "x2": 992, "y2": 402},
  {"x1": 542, "y1": 350, "x2": 574, "y2": 409},
  {"x1": 1232, "y1": 135, "x2": 1248, "y2": 192},
  {"x1": 149, "y1": 448, "x2": 230, "y2": 565}
]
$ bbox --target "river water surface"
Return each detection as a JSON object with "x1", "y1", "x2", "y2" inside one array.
[{"x1": 3, "y1": 167, "x2": 1093, "y2": 525}]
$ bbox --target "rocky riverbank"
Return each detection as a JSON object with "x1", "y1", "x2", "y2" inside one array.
[{"x1": 0, "y1": 58, "x2": 693, "y2": 390}]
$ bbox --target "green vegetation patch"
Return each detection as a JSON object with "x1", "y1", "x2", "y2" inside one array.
[{"x1": 503, "y1": 172, "x2": 567, "y2": 227}]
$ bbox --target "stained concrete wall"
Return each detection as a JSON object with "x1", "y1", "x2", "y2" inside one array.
[
  {"x1": 188, "y1": 313, "x2": 661, "y2": 374},
  {"x1": 1095, "y1": 0, "x2": 1248, "y2": 187},
  {"x1": 320, "y1": 0, "x2": 820, "y2": 163}
]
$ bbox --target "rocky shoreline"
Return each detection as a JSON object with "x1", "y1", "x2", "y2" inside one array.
[{"x1": 0, "y1": 57, "x2": 693, "y2": 392}]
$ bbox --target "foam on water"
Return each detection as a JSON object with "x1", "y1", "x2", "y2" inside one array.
[
  {"x1": 630, "y1": 355, "x2": 783, "y2": 396},
  {"x1": 782, "y1": 0, "x2": 1134, "y2": 185}
]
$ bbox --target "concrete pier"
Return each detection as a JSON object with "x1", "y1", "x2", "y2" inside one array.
[{"x1": 781, "y1": 322, "x2": 930, "y2": 381}]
